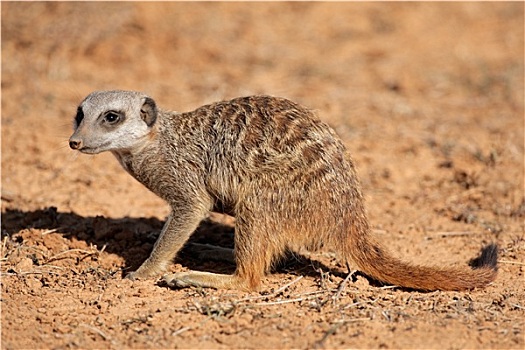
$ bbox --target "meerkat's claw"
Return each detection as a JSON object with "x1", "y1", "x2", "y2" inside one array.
[
  {"x1": 125, "y1": 272, "x2": 137, "y2": 281},
  {"x1": 125, "y1": 271, "x2": 148, "y2": 281},
  {"x1": 125, "y1": 260, "x2": 167, "y2": 281},
  {"x1": 164, "y1": 271, "x2": 243, "y2": 290},
  {"x1": 164, "y1": 273, "x2": 188, "y2": 288},
  {"x1": 164, "y1": 272, "x2": 203, "y2": 289}
]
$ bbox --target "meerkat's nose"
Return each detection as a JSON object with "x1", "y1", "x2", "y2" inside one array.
[{"x1": 69, "y1": 139, "x2": 82, "y2": 150}]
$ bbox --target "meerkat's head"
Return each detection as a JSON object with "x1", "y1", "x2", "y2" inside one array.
[{"x1": 69, "y1": 90, "x2": 157, "y2": 154}]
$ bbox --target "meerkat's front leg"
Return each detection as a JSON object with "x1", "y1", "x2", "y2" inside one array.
[{"x1": 126, "y1": 207, "x2": 207, "y2": 280}]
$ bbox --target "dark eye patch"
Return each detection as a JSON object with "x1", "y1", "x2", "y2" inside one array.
[{"x1": 75, "y1": 107, "x2": 84, "y2": 127}]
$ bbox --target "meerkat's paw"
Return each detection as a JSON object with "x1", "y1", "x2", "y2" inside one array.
[
  {"x1": 163, "y1": 272, "x2": 195, "y2": 288},
  {"x1": 125, "y1": 259, "x2": 167, "y2": 280},
  {"x1": 164, "y1": 271, "x2": 243, "y2": 290},
  {"x1": 125, "y1": 271, "x2": 147, "y2": 281}
]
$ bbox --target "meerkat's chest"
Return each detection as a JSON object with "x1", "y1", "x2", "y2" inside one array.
[
  {"x1": 110, "y1": 149, "x2": 182, "y2": 203},
  {"x1": 111, "y1": 151, "x2": 158, "y2": 190},
  {"x1": 111, "y1": 151, "x2": 135, "y2": 176}
]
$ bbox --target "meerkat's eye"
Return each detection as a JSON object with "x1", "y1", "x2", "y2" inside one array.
[
  {"x1": 103, "y1": 111, "x2": 121, "y2": 124},
  {"x1": 75, "y1": 107, "x2": 84, "y2": 127}
]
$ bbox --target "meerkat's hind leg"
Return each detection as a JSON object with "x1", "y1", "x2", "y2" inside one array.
[
  {"x1": 163, "y1": 244, "x2": 265, "y2": 290},
  {"x1": 164, "y1": 271, "x2": 249, "y2": 290}
]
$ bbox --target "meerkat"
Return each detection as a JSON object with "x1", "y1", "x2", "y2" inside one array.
[{"x1": 69, "y1": 90, "x2": 498, "y2": 291}]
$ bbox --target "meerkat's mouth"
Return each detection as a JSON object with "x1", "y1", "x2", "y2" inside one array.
[
  {"x1": 78, "y1": 147, "x2": 102, "y2": 154},
  {"x1": 78, "y1": 142, "x2": 112, "y2": 154}
]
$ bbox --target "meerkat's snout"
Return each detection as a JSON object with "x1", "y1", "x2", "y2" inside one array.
[{"x1": 69, "y1": 139, "x2": 82, "y2": 150}]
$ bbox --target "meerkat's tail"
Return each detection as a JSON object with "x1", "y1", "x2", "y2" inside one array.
[{"x1": 347, "y1": 234, "x2": 498, "y2": 291}]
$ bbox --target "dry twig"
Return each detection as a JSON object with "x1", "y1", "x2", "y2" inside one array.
[
  {"x1": 332, "y1": 269, "x2": 356, "y2": 304},
  {"x1": 314, "y1": 317, "x2": 370, "y2": 348},
  {"x1": 172, "y1": 326, "x2": 191, "y2": 337},
  {"x1": 271, "y1": 275, "x2": 304, "y2": 296},
  {"x1": 40, "y1": 228, "x2": 60, "y2": 236},
  {"x1": 79, "y1": 323, "x2": 119, "y2": 347},
  {"x1": 44, "y1": 248, "x2": 98, "y2": 264},
  {"x1": 234, "y1": 275, "x2": 304, "y2": 303},
  {"x1": 428, "y1": 231, "x2": 477, "y2": 238},
  {"x1": 498, "y1": 260, "x2": 525, "y2": 266},
  {"x1": 1, "y1": 236, "x2": 9, "y2": 261}
]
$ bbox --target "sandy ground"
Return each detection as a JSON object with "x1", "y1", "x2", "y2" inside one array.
[{"x1": 1, "y1": 2, "x2": 524, "y2": 349}]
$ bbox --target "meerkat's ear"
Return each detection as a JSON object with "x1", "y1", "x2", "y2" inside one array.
[{"x1": 140, "y1": 97, "x2": 157, "y2": 127}]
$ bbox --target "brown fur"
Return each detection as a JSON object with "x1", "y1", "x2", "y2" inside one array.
[{"x1": 69, "y1": 91, "x2": 498, "y2": 291}]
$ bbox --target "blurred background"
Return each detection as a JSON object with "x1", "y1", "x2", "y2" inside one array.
[
  {"x1": 3, "y1": 2, "x2": 522, "y2": 111},
  {"x1": 2, "y1": 1, "x2": 523, "y2": 222},
  {"x1": 1, "y1": 3, "x2": 524, "y2": 349}
]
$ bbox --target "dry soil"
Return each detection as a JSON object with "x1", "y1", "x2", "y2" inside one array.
[{"x1": 1, "y1": 2, "x2": 524, "y2": 349}]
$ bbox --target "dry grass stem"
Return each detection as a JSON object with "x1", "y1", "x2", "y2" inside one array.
[
  {"x1": 379, "y1": 285, "x2": 399, "y2": 290},
  {"x1": 343, "y1": 298, "x2": 379, "y2": 310},
  {"x1": 314, "y1": 317, "x2": 369, "y2": 349},
  {"x1": 332, "y1": 269, "x2": 357, "y2": 304},
  {"x1": 296, "y1": 289, "x2": 337, "y2": 298},
  {"x1": 430, "y1": 231, "x2": 476, "y2": 238},
  {"x1": 271, "y1": 275, "x2": 303, "y2": 296},
  {"x1": 234, "y1": 275, "x2": 304, "y2": 303},
  {"x1": 40, "y1": 265, "x2": 66, "y2": 270},
  {"x1": 2, "y1": 270, "x2": 62, "y2": 276},
  {"x1": 253, "y1": 294, "x2": 324, "y2": 307},
  {"x1": 44, "y1": 248, "x2": 98, "y2": 264},
  {"x1": 1, "y1": 236, "x2": 9, "y2": 260},
  {"x1": 172, "y1": 326, "x2": 191, "y2": 337},
  {"x1": 79, "y1": 323, "x2": 118, "y2": 347},
  {"x1": 253, "y1": 297, "x2": 304, "y2": 306},
  {"x1": 498, "y1": 260, "x2": 525, "y2": 266}
]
